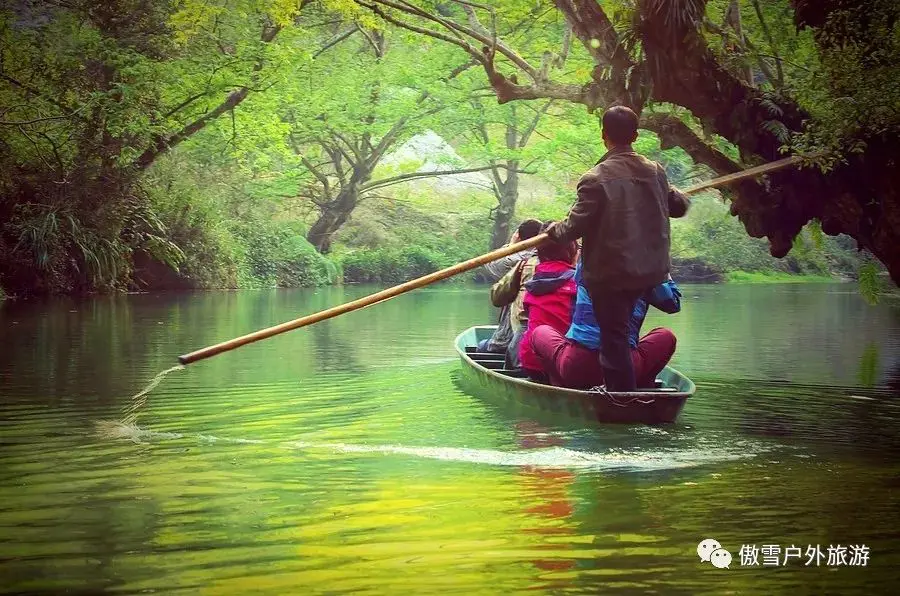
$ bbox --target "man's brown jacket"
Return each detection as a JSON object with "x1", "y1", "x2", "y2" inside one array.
[{"x1": 549, "y1": 145, "x2": 690, "y2": 290}]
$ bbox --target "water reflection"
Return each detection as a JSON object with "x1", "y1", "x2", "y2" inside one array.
[
  {"x1": 515, "y1": 421, "x2": 577, "y2": 581},
  {"x1": 2, "y1": 283, "x2": 900, "y2": 593}
]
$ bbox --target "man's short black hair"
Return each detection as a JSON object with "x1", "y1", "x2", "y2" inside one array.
[
  {"x1": 602, "y1": 105, "x2": 639, "y2": 145},
  {"x1": 517, "y1": 218, "x2": 542, "y2": 240}
]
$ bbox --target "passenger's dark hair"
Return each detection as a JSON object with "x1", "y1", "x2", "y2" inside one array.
[
  {"x1": 517, "y1": 218, "x2": 542, "y2": 240},
  {"x1": 536, "y1": 222, "x2": 578, "y2": 263},
  {"x1": 601, "y1": 105, "x2": 639, "y2": 145}
]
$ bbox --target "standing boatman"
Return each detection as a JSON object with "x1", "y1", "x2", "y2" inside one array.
[{"x1": 545, "y1": 106, "x2": 690, "y2": 391}]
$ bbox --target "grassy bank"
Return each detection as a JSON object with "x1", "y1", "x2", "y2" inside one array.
[{"x1": 725, "y1": 271, "x2": 838, "y2": 284}]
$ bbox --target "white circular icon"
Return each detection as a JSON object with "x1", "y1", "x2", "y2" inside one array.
[
  {"x1": 710, "y1": 547, "x2": 732, "y2": 569},
  {"x1": 697, "y1": 538, "x2": 722, "y2": 562}
]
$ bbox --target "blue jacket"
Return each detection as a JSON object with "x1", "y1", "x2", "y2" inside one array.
[{"x1": 565, "y1": 260, "x2": 681, "y2": 350}]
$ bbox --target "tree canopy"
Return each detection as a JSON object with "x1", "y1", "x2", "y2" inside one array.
[{"x1": 1, "y1": 0, "x2": 897, "y2": 297}]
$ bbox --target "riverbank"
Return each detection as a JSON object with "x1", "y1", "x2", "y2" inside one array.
[
  {"x1": 0, "y1": 271, "x2": 855, "y2": 302},
  {"x1": 725, "y1": 271, "x2": 838, "y2": 284}
]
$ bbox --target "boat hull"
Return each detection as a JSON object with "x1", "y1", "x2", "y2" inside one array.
[{"x1": 455, "y1": 326, "x2": 695, "y2": 425}]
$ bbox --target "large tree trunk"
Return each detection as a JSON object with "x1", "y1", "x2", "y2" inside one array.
[
  {"x1": 490, "y1": 164, "x2": 519, "y2": 249},
  {"x1": 636, "y1": 0, "x2": 900, "y2": 284},
  {"x1": 306, "y1": 188, "x2": 360, "y2": 253}
]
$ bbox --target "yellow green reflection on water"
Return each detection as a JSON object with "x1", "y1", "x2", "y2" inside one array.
[{"x1": 1, "y1": 285, "x2": 900, "y2": 593}]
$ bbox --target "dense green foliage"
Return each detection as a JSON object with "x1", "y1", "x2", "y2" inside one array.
[
  {"x1": 141, "y1": 153, "x2": 339, "y2": 289},
  {"x1": 0, "y1": 0, "x2": 893, "y2": 298}
]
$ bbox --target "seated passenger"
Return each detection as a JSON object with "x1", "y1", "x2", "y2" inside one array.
[
  {"x1": 531, "y1": 259, "x2": 681, "y2": 389},
  {"x1": 491, "y1": 253, "x2": 538, "y2": 369},
  {"x1": 518, "y1": 224, "x2": 579, "y2": 381},
  {"x1": 477, "y1": 218, "x2": 543, "y2": 354}
]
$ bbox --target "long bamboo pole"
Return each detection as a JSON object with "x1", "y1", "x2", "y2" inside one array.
[
  {"x1": 681, "y1": 155, "x2": 804, "y2": 194},
  {"x1": 177, "y1": 234, "x2": 549, "y2": 364},
  {"x1": 177, "y1": 154, "x2": 803, "y2": 365}
]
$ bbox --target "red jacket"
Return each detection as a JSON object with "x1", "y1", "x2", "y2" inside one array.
[{"x1": 519, "y1": 261, "x2": 577, "y2": 373}]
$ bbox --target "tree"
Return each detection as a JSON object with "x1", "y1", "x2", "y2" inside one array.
[
  {"x1": 258, "y1": 27, "x2": 517, "y2": 252},
  {"x1": 358, "y1": 0, "x2": 900, "y2": 285},
  {"x1": 0, "y1": 0, "x2": 326, "y2": 294},
  {"x1": 455, "y1": 98, "x2": 553, "y2": 249}
]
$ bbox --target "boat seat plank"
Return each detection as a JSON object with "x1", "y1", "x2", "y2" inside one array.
[
  {"x1": 477, "y1": 360, "x2": 506, "y2": 370},
  {"x1": 469, "y1": 354, "x2": 505, "y2": 362}
]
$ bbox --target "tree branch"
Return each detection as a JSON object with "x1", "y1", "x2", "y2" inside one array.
[
  {"x1": 16, "y1": 125, "x2": 55, "y2": 171},
  {"x1": 313, "y1": 28, "x2": 358, "y2": 59},
  {"x1": 289, "y1": 129, "x2": 332, "y2": 197},
  {"x1": 319, "y1": 141, "x2": 347, "y2": 188},
  {"x1": 298, "y1": 154, "x2": 331, "y2": 195},
  {"x1": 0, "y1": 114, "x2": 73, "y2": 126},
  {"x1": 518, "y1": 99, "x2": 554, "y2": 148},
  {"x1": 750, "y1": 0, "x2": 785, "y2": 87},
  {"x1": 556, "y1": 22, "x2": 572, "y2": 68},
  {"x1": 554, "y1": 0, "x2": 625, "y2": 68},
  {"x1": 0, "y1": 73, "x2": 77, "y2": 117},
  {"x1": 355, "y1": 24, "x2": 383, "y2": 57},
  {"x1": 704, "y1": 18, "x2": 779, "y2": 88},
  {"x1": 161, "y1": 91, "x2": 212, "y2": 120},
  {"x1": 457, "y1": 2, "x2": 497, "y2": 55},
  {"x1": 376, "y1": 0, "x2": 538, "y2": 77},
  {"x1": 357, "y1": 0, "x2": 485, "y2": 63},
  {"x1": 329, "y1": 130, "x2": 363, "y2": 167},
  {"x1": 133, "y1": 22, "x2": 283, "y2": 171},
  {"x1": 361, "y1": 0, "x2": 611, "y2": 109},
  {"x1": 361, "y1": 165, "x2": 530, "y2": 193},
  {"x1": 640, "y1": 112, "x2": 743, "y2": 176},
  {"x1": 34, "y1": 129, "x2": 66, "y2": 172}
]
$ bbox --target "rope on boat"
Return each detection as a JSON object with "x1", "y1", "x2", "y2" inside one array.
[{"x1": 589, "y1": 385, "x2": 656, "y2": 407}]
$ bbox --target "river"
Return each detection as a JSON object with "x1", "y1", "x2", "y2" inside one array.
[{"x1": 1, "y1": 283, "x2": 899, "y2": 593}]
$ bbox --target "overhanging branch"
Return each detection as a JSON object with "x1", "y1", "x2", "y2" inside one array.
[
  {"x1": 360, "y1": 165, "x2": 531, "y2": 193},
  {"x1": 640, "y1": 113, "x2": 743, "y2": 176},
  {"x1": 133, "y1": 22, "x2": 283, "y2": 171}
]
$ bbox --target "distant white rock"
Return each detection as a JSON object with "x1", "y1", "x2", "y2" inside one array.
[{"x1": 381, "y1": 130, "x2": 492, "y2": 193}]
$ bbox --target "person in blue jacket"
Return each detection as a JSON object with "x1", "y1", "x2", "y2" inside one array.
[{"x1": 530, "y1": 258, "x2": 681, "y2": 389}]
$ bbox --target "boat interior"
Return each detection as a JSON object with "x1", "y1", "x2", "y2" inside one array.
[
  {"x1": 463, "y1": 346, "x2": 528, "y2": 378},
  {"x1": 463, "y1": 346, "x2": 670, "y2": 390}
]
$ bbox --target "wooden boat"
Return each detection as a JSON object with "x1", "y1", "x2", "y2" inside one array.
[{"x1": 455, "y1": 326, "x2": 695, "y2": 424}]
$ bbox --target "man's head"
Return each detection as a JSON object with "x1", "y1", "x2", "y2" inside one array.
[
  {"x1": 517, "y1": 218, "x2": 542, "y2": 241},
  {"x1": 537, "y1": 222, "x2": 578, "y2": 263},
  {"x1": 601, "y1": 105, "x2": 639, "y2": 149}
]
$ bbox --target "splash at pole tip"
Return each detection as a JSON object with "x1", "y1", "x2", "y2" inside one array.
[
  {"x1": 94, "y1": 419, "x2": 143, "y2": 442},
  {"x1": 116, "y1": 364, "x2": 186, "y2": 425}
]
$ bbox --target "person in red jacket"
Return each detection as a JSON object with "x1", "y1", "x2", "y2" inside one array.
[{"x1": 518, "y1": 223, "x2": 579, "y2": 381}]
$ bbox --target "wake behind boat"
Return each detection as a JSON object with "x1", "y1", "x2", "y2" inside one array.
[{"x1": 455, "y1": 326, "x2": 695, "y2": 424}]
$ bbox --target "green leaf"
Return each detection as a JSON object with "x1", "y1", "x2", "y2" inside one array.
[{"x1": 858, "y1": 262, "x2": 880, "y2": 305}]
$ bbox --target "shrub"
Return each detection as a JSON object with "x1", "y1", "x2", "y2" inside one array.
[
  {"x1": 339, "y1": 246, "x2": 453, "y2": 283},
  {"x1": 238, "y1": 220, "x2": 339, "y2": 287}
]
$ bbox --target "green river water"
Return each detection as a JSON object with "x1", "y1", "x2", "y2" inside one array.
[{"x1": 1, "y1": 283, "x2": 899, "y2": 594}]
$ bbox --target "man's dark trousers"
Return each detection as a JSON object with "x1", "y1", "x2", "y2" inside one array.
[{"x1": 587, "y1": 285, "x2": 645, "y2": 391}]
